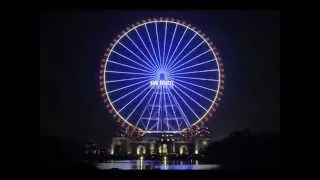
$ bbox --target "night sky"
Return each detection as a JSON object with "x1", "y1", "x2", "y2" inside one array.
[{"x1": 40, "y1": 10, "x2": 280, "y2": 143}]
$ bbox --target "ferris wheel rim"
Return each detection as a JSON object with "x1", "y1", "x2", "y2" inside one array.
[{"x1": 99, "y1": 18, "x2": 225, "y2": 134}]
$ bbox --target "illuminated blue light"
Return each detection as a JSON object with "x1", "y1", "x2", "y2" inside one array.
[
  {"x1": 160, "y1": 73, "x2": 165, "y2": 80},
  {"x1": 104, "y1": 20, "x2": 220, "y2": 132}
]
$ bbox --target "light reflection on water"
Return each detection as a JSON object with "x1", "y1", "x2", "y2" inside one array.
[{"x1": 96, "y1": 160, "x2": 221, "y2": 170}]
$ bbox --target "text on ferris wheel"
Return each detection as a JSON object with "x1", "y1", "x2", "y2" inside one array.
[{"x1": 150, "y1": 80, "x2": 174, "y2": 87}]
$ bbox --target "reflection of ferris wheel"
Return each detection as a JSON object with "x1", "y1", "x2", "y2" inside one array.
[{"x1": 99, "y1": 18, "x2": 224, "y2": 137}]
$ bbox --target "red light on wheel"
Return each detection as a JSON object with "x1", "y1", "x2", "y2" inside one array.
[{"x1": 200, "y1": 121, "x2": 204, "y2": 127}]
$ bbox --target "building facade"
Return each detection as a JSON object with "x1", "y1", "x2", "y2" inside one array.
[{"x1": 110, "y1": 134, "x2": 211, "y2": 156}]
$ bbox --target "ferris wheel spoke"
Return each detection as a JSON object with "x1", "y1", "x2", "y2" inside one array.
[
  {"x1": 106, "y1": 76, "x2": 151, "y2": 83},
  {"x1": 171, "y1": 69, "x2": 218, "y2": 76},
  {"x1": 165, "y1": 27, "x2": 188, "y2": 69},
  {"x1": 163, "y1": 88, "x2": 169, "y2": 131},
  {"x1": 174, "y1": 81, "x2": 213, "y2": 102},
  {"x1": 126, "y1": 34, "x2": 157, "y2": 71},
  {"x1": 171, "y1": 59, "x2": 215, "y2": 74},
  {"x1": 157, "y1": 87, "x2": 162, "y2": 131},
  {"x1": 155, "y1": 22, "x2": 162, "y2": 67},
  {"x1": 145, "y1": 24, "x2": 160, "y2": 68},
  {"x1": 168, "y1": 90, "x2": 191, "y2": 127},
  {"x1": 112, "y1": 83, "x2": 149, "y2": 104},
  {"x1": 146, "y1": 88, "x2": 160, "y2": 130},
  {"x1": 135, "y1": 89, "x2": 157, "y2": 127},
  {"x1": 108, "y1": 60, "x2": 151, "y2": 73},
  {"x1": 166, "y1": 88, "x2": 180, "y2": 130},
  {"x1": 112, "y1": 50, "x2": 153, "y2": 72},
  {"x1": 174, "y1": 78, "x2": 217, "y2": 92},
  {"x1": 170, "y1": 49, "x2": 211, "y2": 72},
  {"x1": 135, "y1": 29, "x2": 159, "y2": 69},
  {"x1": 118, "y1": 41, "x2": 155, "y2": 71},
  {"x1": 164, "y1": 24, "x2": 178, "y2": 69},
  {"x1": 171, "y1": 87, "x2": 200, "y2": 122},
  {"x1": 171, "y1": 75, "x2": 219, "y2": 82},
  {"x1": 118, "y1": 85, "x2": 151, "y2": 113},
  {"x1": 169, "y1": 41, "x2": 206, "y2": 70},
  {"x1": 174, "y1": 85, "x2": 208, "y2": 112},
  {"x1": 105, "y1": 70, "x2": 150, "y2": 76},
  {"x1": 167, "y1": 33, "x2": 197, "y2": 69},
  {"x1": 162, "y1": 22, "x2": 167, "y2": 66},
  {"x1": 126, "y1": 87, "x2": 154, "y2": 120},
  {"x1": 107, "y1": 78, "x2": 151, "y2": 94}
]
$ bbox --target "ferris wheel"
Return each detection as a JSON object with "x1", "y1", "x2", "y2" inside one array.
[{"x1": 99, "y1": 18, "x2": 224, "y2": 137}]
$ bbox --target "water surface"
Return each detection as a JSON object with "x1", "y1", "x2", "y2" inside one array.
[{"x1": 96, "y1": 160, "x2": 221, "y2": 170}]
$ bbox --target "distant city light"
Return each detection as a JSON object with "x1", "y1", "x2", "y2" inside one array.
[
  {"x1": 195, "y1": 149, "x2": 199, "y2": 154},
  {"x1": 202, "y1": 140, "x2": 208, "y2": 145}
]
